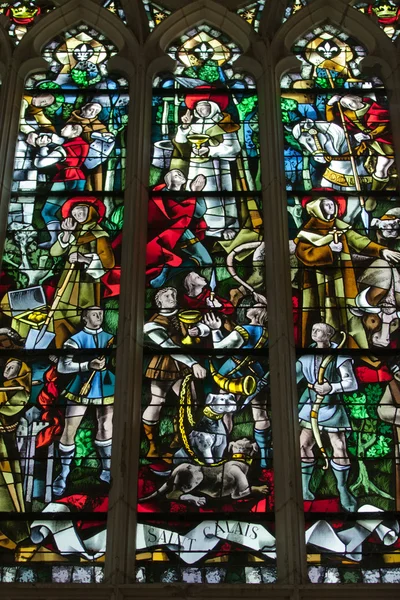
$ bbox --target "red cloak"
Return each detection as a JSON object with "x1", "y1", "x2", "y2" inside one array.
[{"x1": 146, "y1": 183, "x2": 206, "y2": 283}]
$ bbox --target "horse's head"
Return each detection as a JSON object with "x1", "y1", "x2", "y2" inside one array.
[
  {"x1": 292, "y1": 119, "x2": 327, "y2": 163},
  {"x1": 292, "y1": 119, "x2": 346, "y2": 163}
]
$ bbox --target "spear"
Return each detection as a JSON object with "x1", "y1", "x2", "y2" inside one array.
[{"x1": 326, "y1": 70, "x2": 370, "y2": 232}]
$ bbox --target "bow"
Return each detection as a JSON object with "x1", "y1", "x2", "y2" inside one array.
[{"x1": 310, "y1": 331, "x2": 347, "y2": 470}]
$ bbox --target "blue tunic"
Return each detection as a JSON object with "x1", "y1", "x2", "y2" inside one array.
[{"x1": 64, "y1": 329, "x2": 115, "y2": 405}]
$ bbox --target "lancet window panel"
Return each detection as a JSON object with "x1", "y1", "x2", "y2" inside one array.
[
  {"x1": 281, "y1": 23, "x2": 400, "y2": 584},
  {"x1": 136, "y1": 24, "x2": 274, "y2": 584},
  {"x1": 0, "y1": 24, "x2": 129, "y2": 584}
]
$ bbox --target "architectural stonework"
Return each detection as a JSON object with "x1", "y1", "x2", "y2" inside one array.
[{"x1": 0, "y1": 0, "x2": 399, "y2": 597}]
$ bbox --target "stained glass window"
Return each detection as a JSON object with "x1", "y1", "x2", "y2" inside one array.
[
  {"x1": 103, "y1": 0, "x2": 126, "y2": 23},
  {"x1": 281, "y1": 24, "x2": 400, "y2": 583},
  {"x1": 353, "y1": 1, "x2": 400, "y2": 41},
  {"x1": 0, "y1": 0, "x2": 54, "y2": 43},
  {"x1": 237, "y1": 1, "x2": 266, "y2": 32},
  {"x1": 137, "y1": 24, "x2": 273, "y2": 584},
  {"x1": 282, "y1": 0, "x2": 308, "y2": 22},
  {"x1": 0, "y1": 24, "x2": 128, "y2": 583},
  {"x1": 142, "y1": 0, "x2": 170, "y2": 31}
]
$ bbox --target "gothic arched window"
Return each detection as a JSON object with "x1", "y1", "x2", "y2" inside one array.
[
  {"x1": 282, "y1": 23, "x2": 400, "y2": 583},
  {"x1": 0, "y1": 23, "x2": 128, "y2": 583},
  {"x1": 136, "y1": 23, "x2": 274, "y2": 585}
]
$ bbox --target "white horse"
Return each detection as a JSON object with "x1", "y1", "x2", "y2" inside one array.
[{"x1": 292, "y1": 119, "x2": 371, "y2": 223}]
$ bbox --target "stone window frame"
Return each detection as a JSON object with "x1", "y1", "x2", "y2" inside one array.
[{"x1": 0, "y1": 0, "x2": 399, "y2": 596}]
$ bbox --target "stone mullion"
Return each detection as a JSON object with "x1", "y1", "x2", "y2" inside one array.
[
  {"x1": 0, "y1": 58, "x2": 24, "y2": 269},
  {"x1": 104, "y1": 58, "x2": 150, "y2": 584},
  {"x1": 255, "y1": 39, "x2": 307, "y2": 585}
]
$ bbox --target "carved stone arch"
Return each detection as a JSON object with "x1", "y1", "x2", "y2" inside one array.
[
  {"x1": 0, "y1": 20, "x2": 13, "y2": 81},
  {"x1": 272, "y1": 0, "x2": 395, "y2": 60},
  {"x1": 144, "y1": 0, "x2": 253, "y2": 65},
  {"x1": 271, "y1": 0, "x2": 397, "y2": 82},
  {"x1": 259, "y1": 0, "x2": 293, "y2": 38},
  {"x1": 13, "y1": 0, "x2": 139, "y2": 82}
]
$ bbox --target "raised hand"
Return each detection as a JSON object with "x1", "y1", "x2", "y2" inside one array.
[
  {"x1": 190, "y1": 174, "x2": 206, "y2": 192},
  {"x1": 61, "y1": 217, "x2": 77, "y2": 232},
  {"x1": 203, "y1": 312, "x2": 222, "y2": 330},
  {"x1": 181, "y1": 109, "x2": 193, "y2": 127}
]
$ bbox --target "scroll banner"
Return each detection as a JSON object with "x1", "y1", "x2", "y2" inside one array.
[{"x1": 30, "y1": 503, "x2": 399, "y2": 563}]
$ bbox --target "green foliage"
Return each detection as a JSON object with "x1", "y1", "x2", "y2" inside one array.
[
  {"x1": 160, "y1": 416, "x2": 174, "y2": 440},
  {"x1": 103, "y1": 299, "x2": 120, "y2": 336},
  {"x1": 345, "y1": 391, "x2": 368, "y2": 420},
  {"x1": 102, "y1": 205, "x2": 124, "y2": 234},
  {"x1": 198, "y1": 61, "x2": 220, "y2": 83},
  {"x1": 366, "y1": 435, "x2": 391, "y2": 458},
  {"x1": 156, "y1": 105, "x2": 163, "y2": 124},
  {"x1": 284, "y1": 130, "x2": 302, "y2": 153},
  {"x1": 110, "y1": 205, "x2": 124, "y2": 229},
  {"x1": 71, "y1": 67, "x2": 101, "y2": 88},
  {"x1": 281, "y1": 97, "x2": 298, "y2": 123},
  {"x1": 62, "y1": 102, "x2": 75, "y2": 121},
  {"x1": 183, "y1": 67, "x2": 198, "y2": 79},
  {"x1": 149, "y1": 165, "x2": 162, "y2": 187},
  {"x1": 315, "y1": 77, "x2": 330, "y2": 88},
  {"x1": 236, "y1": 96, "x2": 258, "y2": 120},
  {"x1": 75, "y1": 428, "x2": 96, "y2": 465}
]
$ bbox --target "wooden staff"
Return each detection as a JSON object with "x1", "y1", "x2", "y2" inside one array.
[
  {"x1": 79, "y1": 337, "x2": 114, "y2": 397},
  {"x1": 326, "y1": 70, "x2": 369, "y2": 230}
]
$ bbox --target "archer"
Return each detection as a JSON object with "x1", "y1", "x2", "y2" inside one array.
[{"x1": 297, "y1": 322, "x2": 358, "y2": 512}]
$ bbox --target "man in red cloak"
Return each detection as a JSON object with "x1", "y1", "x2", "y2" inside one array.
[
  {"x1": 146, "y1": 170, "x2": 212, "y2": 288},
  {"x1": 326, "y1": 94, "x2": 395, "y2": 207}
]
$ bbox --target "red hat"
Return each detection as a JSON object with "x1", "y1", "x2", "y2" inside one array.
[
  {"x1": 184, "y1": 86, "x2": 229, "y2": 112},
  {"x1": 301, "y1": 188, "x2": 347, "y2": 219},
  {"x1": 61, "y1": 196, "x2": 106, "y2": 222}
]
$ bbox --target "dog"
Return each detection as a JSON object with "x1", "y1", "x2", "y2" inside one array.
[
  {"x1": 173, "y1": 392, "x2": 237, "y2": 465},
  {"x1": 140, "y1": 438, "x2": 268, "y2": 507}
]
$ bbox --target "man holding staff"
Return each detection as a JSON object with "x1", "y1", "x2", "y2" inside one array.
[{"x1": 53, "y1": 306, "x2": 114, "y2": 497}]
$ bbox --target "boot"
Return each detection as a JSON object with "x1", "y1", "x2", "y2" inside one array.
[
  {"x1": 39, "y1": 220, "x2": 61, "y2": 249},
  {"x1": 95, "y1": 439, "x2": 112, "y2": 484},
  {"x1": 143, "y1": 421, "x2": 160, "y2": 458},
  {"x1": 149, "y1": 266, "x2": 169, "y2": 289},
  {"x1": 301, "y1": 461, "x2": 316, "y2": 501},
  {"x1": 365, "y1": 175, "x2": 390, "y2": 212},
  {"x1": 254, "y1": 428, "x2": 272, "y2": 469},
  {"x1": 53, "y1": 443, "x2": 75, "y2": 497},
  {"x1": 331, "y1": 461, "x2": 357, "y2": 512}
]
